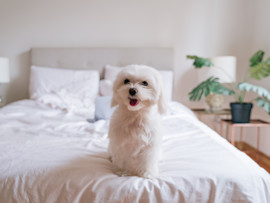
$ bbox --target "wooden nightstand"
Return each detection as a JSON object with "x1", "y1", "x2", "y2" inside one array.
[
  {"x1": 192, "y1": 108, "x2": 231, "y2": 132},
  {"x1": 220, "y1": 119, "x2": 270, "y2": 150},
  {"x1": 192, "y1": 109, "x2": 230, "y2": 120}
]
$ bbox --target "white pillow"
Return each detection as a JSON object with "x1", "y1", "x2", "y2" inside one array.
[
  {"x1": 29, "y1": 66, "x2": 100, "y2": 118},
  {"x1": 99, "y1": 80, "x2": 113, "y2": 96},
  {"x1": 98, "y1": 65, "x2": 122, "y2": 96},
  {"x1": 94, "y1": 96, "x2": 116, "y2": 121},
  {"x1": 101, "y1": 65, "x2": 173, "y2": 101},
  {"x1": 104, "y1": 65, "x2": 122, "y2": 82}
]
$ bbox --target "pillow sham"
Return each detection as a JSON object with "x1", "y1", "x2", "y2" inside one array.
[
  {"x1": 104, "y1": 65, "x2": 122, "y2": 82},
  {"x1": 29, "y1": 66, "x2": 100, "y2": 118},
  {"x1": 101, "y1": 65, "x2": 173, "y2": 101}
]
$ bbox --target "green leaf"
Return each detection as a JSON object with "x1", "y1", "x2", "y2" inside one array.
[
  {"x1": 249, "y1": 50, "x2": 264, "y2": 67},
  {"x1": 205, "y1": 86, "x2": 210, "y2": 97},
  {"x1": 239, "y1": 82, "x2": 270, "y2": 114},
  {"x1": 255, "y1": 97, "x2": 270, "y2": 114},
  {"x1": 188, "y1": 77, "x2": 234, "y2": 101},
  {"x1": 238, "y1": 82, "x2": 270, "y2": 100},
  {"x1": 214, "y1": 85, "x2": 235, "y2": 95},
  {"x1": 187, "y1": 55, "x2": 213, "y2": 68},
  {"x1": 186, "y1": 55, "x2": 197, "y2": 60},
  {"x1": 249, "y1": 60, "x2": 270, "y2": 80}
]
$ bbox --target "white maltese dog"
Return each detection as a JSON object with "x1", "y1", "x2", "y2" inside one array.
[{"x1": 108, "y1": 64, "x2": 167, "y2": 178}]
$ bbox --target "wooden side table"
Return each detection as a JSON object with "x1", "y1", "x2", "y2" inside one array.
[
  {"x1": 219, "y1": 119, "x2": 270, "y2": 151},
  {"x1": 192, "y1": 108, "x2": 231, "y2": 120}
]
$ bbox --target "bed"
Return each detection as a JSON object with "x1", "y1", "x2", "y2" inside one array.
[{"x1": 0, "y1": 48, "x2": 270, "y2": 203}]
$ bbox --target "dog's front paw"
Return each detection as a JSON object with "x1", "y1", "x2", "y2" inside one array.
[
  {"x1": 143, "y1": 173, "x2": 154, "y2": 179},
  {"x1": 115, "y1": 169, "x2": 129, "y2": 177}
]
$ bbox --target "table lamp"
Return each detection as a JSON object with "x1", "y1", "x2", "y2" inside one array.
[
  {"x1": 0, "y1": 57, "x2": 10, "y2": 106},
  {"x1": 198, "y1": 56, "x2": 236, "y2": 83},
  {"x1": 198, "y1": 56, "x2": 236, "y2": 111}
]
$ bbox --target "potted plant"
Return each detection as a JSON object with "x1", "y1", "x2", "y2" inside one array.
[{"x1": 187, "y1": 50, "x2": 270, "y2": 123}]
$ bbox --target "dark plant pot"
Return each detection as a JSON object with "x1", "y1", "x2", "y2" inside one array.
[{"x1": 230, "y1": 102, "x2": 253, "y2": 123}]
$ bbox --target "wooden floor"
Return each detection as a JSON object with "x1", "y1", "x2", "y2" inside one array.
[{"x1": 235, "y1": 141, "x2": 270, "y2": 173}]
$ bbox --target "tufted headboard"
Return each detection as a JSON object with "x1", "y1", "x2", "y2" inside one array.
[{"x1": 30, "y1": 47, "x2": 174, "y2": 78}]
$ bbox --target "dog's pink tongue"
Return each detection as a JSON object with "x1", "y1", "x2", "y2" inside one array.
[{"x1": 130, "y1": 99, "x2": 138, "y2": 106}]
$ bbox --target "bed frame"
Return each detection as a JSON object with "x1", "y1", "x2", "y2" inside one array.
[{"x1": 30, "y1": 47, "x2": 174, "y2": 78}]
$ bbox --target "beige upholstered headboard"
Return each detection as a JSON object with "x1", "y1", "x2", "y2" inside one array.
[{"x1": 30, "y1": 47, "x2": 174, "y2": 77}]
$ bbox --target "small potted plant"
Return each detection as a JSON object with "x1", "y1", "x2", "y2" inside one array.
[{"x1": 187, "y1": 50, "x2": 270, "y2": 123}]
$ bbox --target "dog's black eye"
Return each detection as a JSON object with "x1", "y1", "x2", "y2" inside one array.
[
  {"x1": 124, "y1": 79, "x2": 130, "y2": 84},
  {"x1": 141, "y1": 81, "x2": 148, "y2": 86}
]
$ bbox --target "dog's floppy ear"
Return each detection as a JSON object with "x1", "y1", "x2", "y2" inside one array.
[
  {"x1": 111, "y1": 93, "x2": 118, "y2": 107},
  {"x1": 111, "y1": 87, "x2": 118, "y2": 108},
  {"x1": 157, "y1": 87, "x2": 167, "y2": 114}
]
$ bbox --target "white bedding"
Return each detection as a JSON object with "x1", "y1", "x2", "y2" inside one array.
[{"x1": 0, "y1": 100, "x2": 270, "y2": 203}]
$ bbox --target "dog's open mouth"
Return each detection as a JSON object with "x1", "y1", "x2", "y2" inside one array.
[{"x1": 129, "y1": 98, "x2": 138, "y2": 106}]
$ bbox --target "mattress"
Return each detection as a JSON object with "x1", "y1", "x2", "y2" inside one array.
[{"x1": 0, "y1": 100, "x2": 269, "y2": 203}]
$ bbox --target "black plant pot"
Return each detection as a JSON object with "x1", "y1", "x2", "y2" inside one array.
[{"x1": 230, "y1": 102, "x2": 253, "y2": 123}]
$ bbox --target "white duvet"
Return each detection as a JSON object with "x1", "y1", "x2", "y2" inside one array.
[{"x1": 0, "y1": 100, "x2": 269, "y2": 203}]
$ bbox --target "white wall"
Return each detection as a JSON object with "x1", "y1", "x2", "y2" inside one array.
[
  {"x1": 0, "y1": 0, "x2": 256, "y2": 104},
  {"x1": 0, "y1": 1, "x2": 269, "y2": 154},
  {"x1": 242, "y1": 0, "x2": 270, "y2": 155}
]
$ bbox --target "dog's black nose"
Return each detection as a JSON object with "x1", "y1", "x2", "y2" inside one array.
[{"x1": 129, "y1": 88, "x2": 137, "y2": 96}]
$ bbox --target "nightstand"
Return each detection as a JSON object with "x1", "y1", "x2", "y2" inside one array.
[
  {"x1": 219, "y1": 119, "x2": 270, "y2": 163},
  {"x1": 220, "y1": 119, "x2": 270, "y2": 147},
  {"x1": 192, "y1": 108, "x2": 231, "y2": 132}
]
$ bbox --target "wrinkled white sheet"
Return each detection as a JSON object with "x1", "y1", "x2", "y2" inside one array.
[{"x1": 0, "y1": 100, "x2": 269, "y2": 203}]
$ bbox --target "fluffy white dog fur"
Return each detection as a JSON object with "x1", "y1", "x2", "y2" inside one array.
[{"x1": 108, "y1": 65, "x2": 167, "y2": 178}]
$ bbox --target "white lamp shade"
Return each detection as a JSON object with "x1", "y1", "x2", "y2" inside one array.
[
  {"x1": 198, "y1": 56, "x2": 236, "y2": 83},
  {"x1": 0, "y1": 57, "x2": 10, "y2": 83}
]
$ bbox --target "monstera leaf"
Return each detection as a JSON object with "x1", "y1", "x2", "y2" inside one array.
[
  {"x1": 187, "y1": 55, "x2": 213, "y2": 68},
  {"x1": 249, "y1": 60, "x2": 270, "y2": 80},
  {"x1": 256, "y1": 97, "x2": 270, "y2": 114},
  {"x1": 188, "y1": 77, "x2": 234, "y2": 101},
  {"x1": 249, "y1": 50, "x2": 270, "y2": 80},
  {"x1": 238, "y1": 82, "x2": 270, "y2": 100},
  {"x1": 238, "y1": 82, "x2": 270, "y2": 114},
  {"x1": 249, "y1": 50, "x2": 264, "y2": 67}
]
